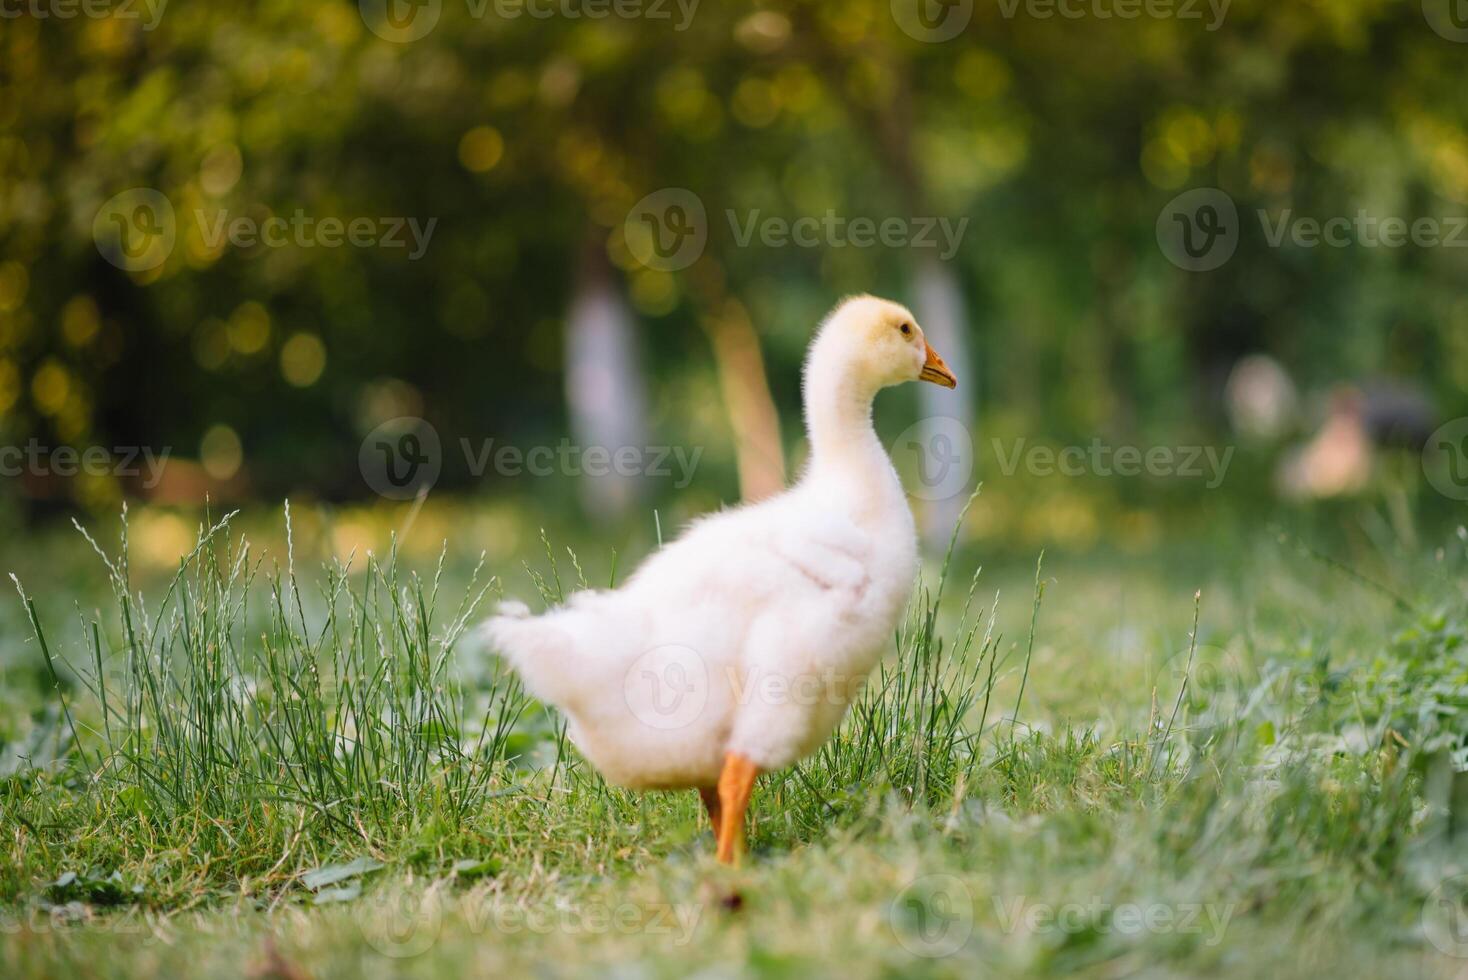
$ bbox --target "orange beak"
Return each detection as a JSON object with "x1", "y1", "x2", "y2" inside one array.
[{"x1": 920, "y1": 341, "x2": 958, "y2": 389}]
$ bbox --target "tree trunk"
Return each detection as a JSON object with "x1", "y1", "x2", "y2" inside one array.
[
  {"x1": 564, "y1": 238, "x2": 649, "y2": 519},
  {"x1": 912, "y1": 256, "x2": 976, "y2": 543},
  {"x1": 688, "y1": 262, "x2": 787, "y2": 502}
]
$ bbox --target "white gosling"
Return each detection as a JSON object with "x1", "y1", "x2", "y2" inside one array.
[{"x1": 482, "y1": 295, "x2": 958, "y2": 863}]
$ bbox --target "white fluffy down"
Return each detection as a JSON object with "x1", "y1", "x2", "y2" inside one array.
[{"x1": 481, "y1": 296, "x2": 940, "y2": 789}]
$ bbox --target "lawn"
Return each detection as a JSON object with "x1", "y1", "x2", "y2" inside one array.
[{"x1": 2, "y1": 497, "x2": 1466, "y2": 979}]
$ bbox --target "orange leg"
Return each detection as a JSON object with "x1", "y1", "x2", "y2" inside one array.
[
  {"x1": 698, "y1": 786, "x2": 721, "y2": 835},
  {"x1": 715, "y1": 752, "x2": 759, "y2": 866}
]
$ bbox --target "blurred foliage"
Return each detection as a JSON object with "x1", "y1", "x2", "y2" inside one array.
[{"x1": 0, "y1": 0, "x2": 1465, "y2": 515}]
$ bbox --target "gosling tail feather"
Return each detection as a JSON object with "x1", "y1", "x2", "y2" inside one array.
[{"x1": 479, "y1": 602, "x2": 588, "y2": 707}]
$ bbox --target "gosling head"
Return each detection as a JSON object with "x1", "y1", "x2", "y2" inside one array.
[{"x1": 810, "y1": 295, "x2": 958, "y2": 392}]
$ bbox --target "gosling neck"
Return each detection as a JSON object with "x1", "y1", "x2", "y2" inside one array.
[{"x1": 802, "y1": 361, "x2": 890, "y2": 484}]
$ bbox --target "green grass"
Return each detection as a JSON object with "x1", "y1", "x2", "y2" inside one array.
[{"x1": 2, "y1": 503, "x2": 1468, "y2": 978}]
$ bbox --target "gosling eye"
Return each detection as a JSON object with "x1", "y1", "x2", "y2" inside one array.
[{"x1": 899, "y1": 323, "x2": 913, "y2": 336}]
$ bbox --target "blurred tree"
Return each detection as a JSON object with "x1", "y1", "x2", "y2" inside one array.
[
  {"x1": 564, "y1": 233, "x2": 649, "y2": 518},
  {"x1": 0, "y1": 0, "x2": 1463, "y2": 519}
]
